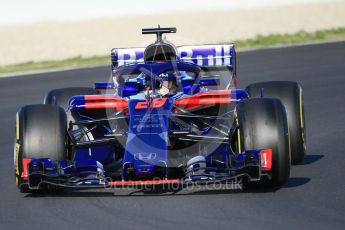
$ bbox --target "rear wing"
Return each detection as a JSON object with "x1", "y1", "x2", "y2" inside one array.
[{"x1": 111, "y1": 44, "x2": 236, "y2": 73}]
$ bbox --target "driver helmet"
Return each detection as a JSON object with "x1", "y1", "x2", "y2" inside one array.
[{"x1": 156, "y1": 73, "x2": 179, "y2": 96}]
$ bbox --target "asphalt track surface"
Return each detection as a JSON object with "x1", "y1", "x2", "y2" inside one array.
[{"x1": 1, "y1": 42, "x2": 345, "y2": 229}]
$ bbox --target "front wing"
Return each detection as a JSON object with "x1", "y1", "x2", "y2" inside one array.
[{"x1": 19, "y1": 149, "x2": 272, "y2": 191}]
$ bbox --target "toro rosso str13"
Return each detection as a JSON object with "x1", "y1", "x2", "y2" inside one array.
[{"x1": 14, "y1": 27, "x2": 306, "y2": 193}]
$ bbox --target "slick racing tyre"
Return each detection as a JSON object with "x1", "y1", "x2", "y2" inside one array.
[
  {"x1": 236, "y1": 98, "x2": 290, "y2": 187},
  {"x1": 15, "y1": 104, "x2": 67, "y2": 192},
  {"x1": 246, "y1": 81, "x2": 306, "y2": 164}
]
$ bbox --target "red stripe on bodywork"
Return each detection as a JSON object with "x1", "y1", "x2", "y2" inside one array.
[
  {"x1": 21, "y1": 158, "x2": 31, "y2": 180},
  {"x1": 260, "y1": 149, "x2": 272, "y2": 172},
  {"x1": 84, "y1": 95, "x2": 128, "y2": 110},
  {"x1": 174, "y1": 90, "x2": 232, "y2": 110}
]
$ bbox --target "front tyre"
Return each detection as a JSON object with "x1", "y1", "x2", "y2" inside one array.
[
  {"x1": 15, "y1": 104, "x2": 67, "y2": 193},
  {"x1": 237, "y1": 98, "x2": 290, "y2": 187}
]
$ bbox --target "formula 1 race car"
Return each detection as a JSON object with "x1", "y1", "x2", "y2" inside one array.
[{"x1": 14, "y1": 27, "x2": 306, "y2": 193}]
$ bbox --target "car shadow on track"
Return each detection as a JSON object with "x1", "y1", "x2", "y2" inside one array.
[
  {"x1": 175, "y1": 177, "x2": 311, "y2": 196},
  {"x1": 24, "y1": 191, "x2": 115, "y2": 198},
  {"x1": 300, "y1": 154, "x2": 324, "y2": 165},
  {"x1": 282, "y1": 177, "x2": 310, "y2": 188},
  {"x1": 24, "y1": 177, "x2": 311, "y2": 198}
]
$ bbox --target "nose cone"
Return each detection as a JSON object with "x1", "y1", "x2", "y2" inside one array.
[{"x1": 123, "y1": 98, "x2": 173, "y2": 179}]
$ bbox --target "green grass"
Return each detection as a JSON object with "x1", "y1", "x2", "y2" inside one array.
[
  {"x1": 1, "y1": 27, "x2": 345, "y2": 75},
  {"x1": 0, "y1": 55, "x2": 109, "y2": 75},
  {"x1": 231, "y1": 27, "x2": 345, "y2": 49}
]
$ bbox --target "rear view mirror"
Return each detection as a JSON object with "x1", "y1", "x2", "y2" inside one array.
[
  {"x1": 199, "y1": 76, "x2": 220, "y2": 86},
  {"x1": 94, "y1": 82, "x2": 115, "y2": 90},
  {"x1": 120, "y1": 81, "x2": 139, "y2": 97}
]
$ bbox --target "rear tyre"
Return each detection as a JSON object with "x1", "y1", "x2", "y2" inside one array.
[
  {"x1": 44, "y1": 87, "x2": 98, "y2": 128},
  {"x1": 44, "y1": 87, "x2": 98, "y2": 110},
  {"x1": 237, "y1": 98, "x2": 290, "y2": 187},
  {"x1": 15, "y1": 104, "x2": 67, "y2": 193},
  {"x1": 246, "y1": 81, "x2": 306, "y2": 164}
]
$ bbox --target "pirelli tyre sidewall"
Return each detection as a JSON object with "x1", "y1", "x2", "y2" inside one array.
[
  {"x1": 237, "y1": 98, "x2": 290, "y2": 187},
  {"x1": 14, "y1": 104, "x2": 67, "y2": 192},
  {"x1": 246, "y1": 81, "x2": 306, "y2": 164}
]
